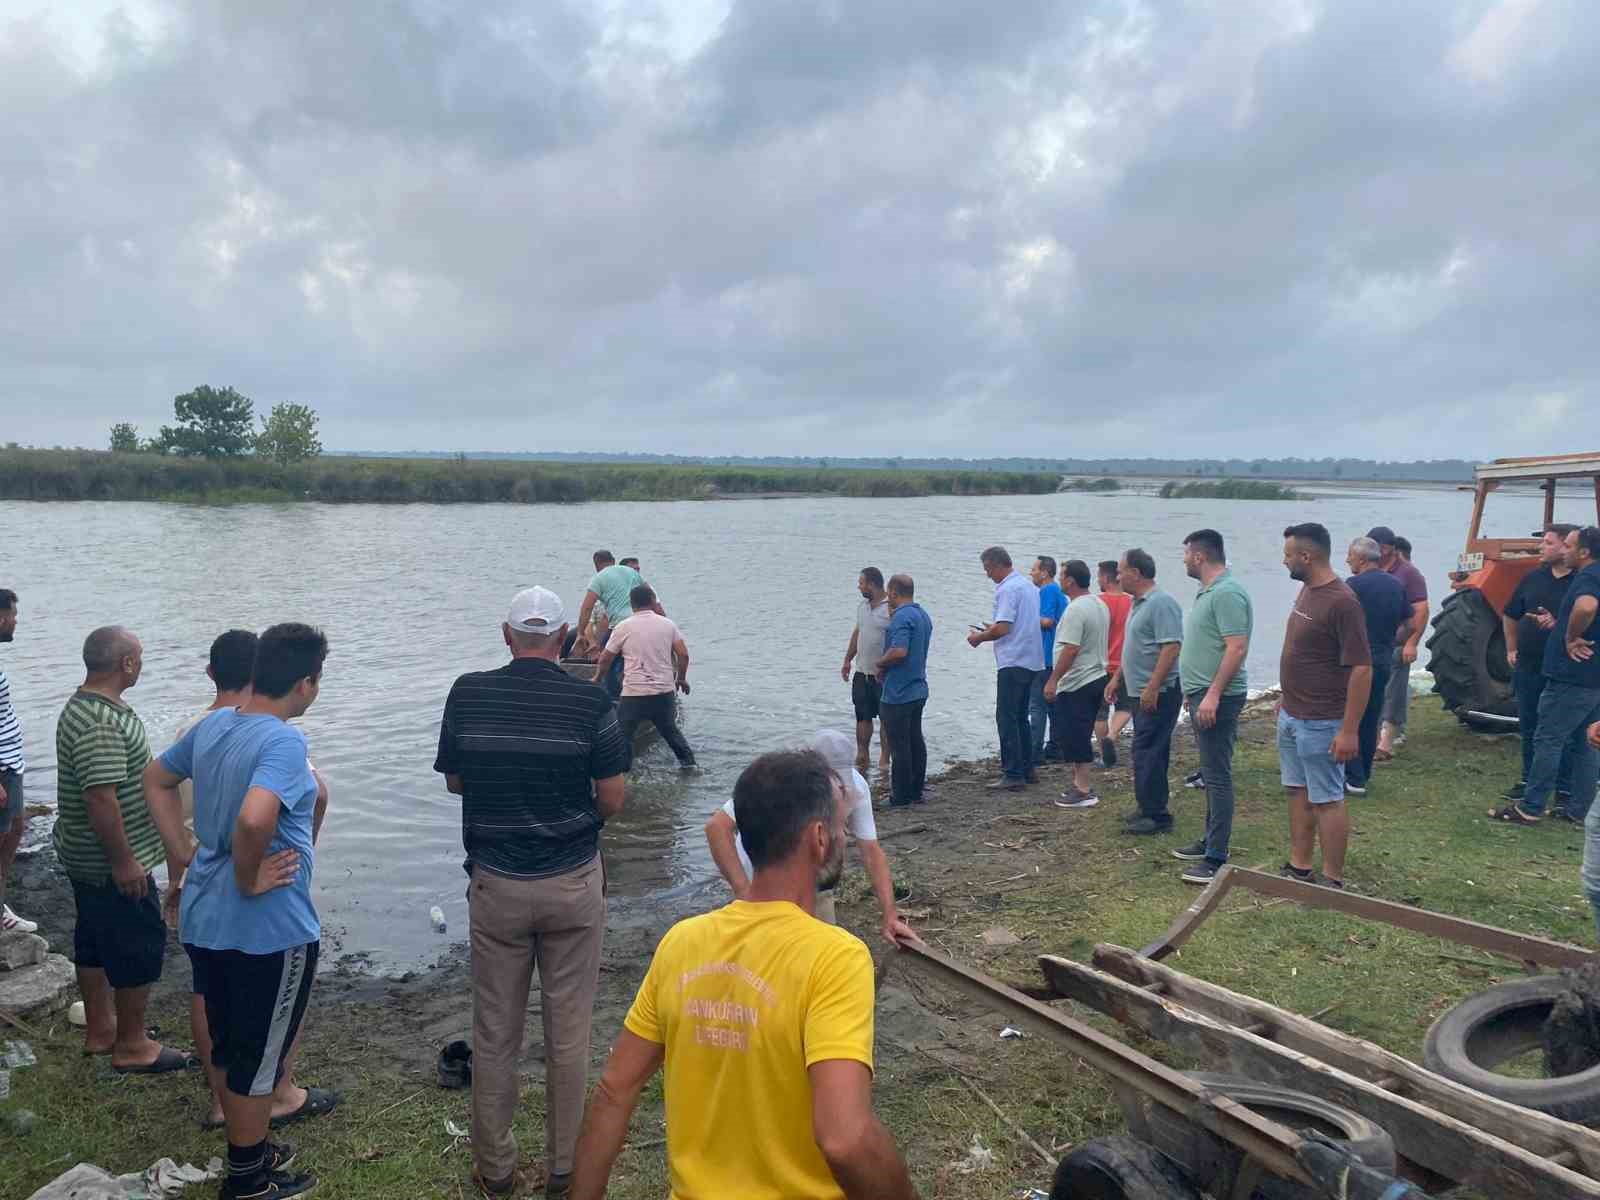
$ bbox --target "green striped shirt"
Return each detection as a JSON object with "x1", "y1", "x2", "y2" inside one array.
[{"x1": 52, "y1": 691, "x2": 162, "y2": 882}]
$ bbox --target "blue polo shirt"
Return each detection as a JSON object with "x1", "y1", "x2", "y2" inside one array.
[
  {"x1": 1543, "y1": 562, "x2": 1600, "y2": 688},
  {"x1": 882, "y1": 603, "x2": 932, "y2": 705},
  {"x1": 1038, "y1": 582, "x2": 1066, "y2": 665}
]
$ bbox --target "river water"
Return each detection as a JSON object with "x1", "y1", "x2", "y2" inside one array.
[{"x1": 1, "y1": 484, "x2": 1587, "y2": 968}]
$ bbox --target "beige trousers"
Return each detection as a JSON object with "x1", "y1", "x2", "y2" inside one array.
[{"x1": 469, "y1": 857, "x2": 606, "y2": 1182}]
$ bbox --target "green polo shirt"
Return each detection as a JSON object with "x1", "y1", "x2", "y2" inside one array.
[
  {"x1": 1178, "y1": 570, "x2": 1252, "y2": 697},
  {"x1": 52, "y1": 691, "x2": 162, "y2": 883}
]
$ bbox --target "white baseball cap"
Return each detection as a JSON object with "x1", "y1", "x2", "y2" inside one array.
[{"x1": 506, "y1": 586, "x2": 566, "y2": 634}]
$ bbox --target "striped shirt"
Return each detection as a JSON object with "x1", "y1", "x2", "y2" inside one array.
[
  {"x1": 53, "y1": 691, "x2": 162, "y2": 882},
  {"x1": 434, "y1": 657, "x2": 630, "y2": 880},
  {"x1": 0, "y1": 666, "x2": 22, "y2": 773}
]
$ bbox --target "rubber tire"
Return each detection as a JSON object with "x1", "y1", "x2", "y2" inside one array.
[
  {"x1": 1425, "y1": 588, "x2": 1517, "y2": 728},
  {"x1": 1051, "y1": 1136, "x2": 1203, "y2": 1199},
  {"x1": 1423, "y1": 975, "x2": 1600, "y2": 1122},
  {"x1": 1139, "y1": 1072, "x2": 1395, "y2": 1200}
]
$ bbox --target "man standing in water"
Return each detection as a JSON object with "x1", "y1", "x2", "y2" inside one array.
[
  {"x1": 1094, "y1": 561, "x2": 1135, "y2": 768},
  {"x1": 573, "y1": 551, "x2": 645, "y2": 699},
  {"x1": 841, "y1": 568, "x2": 892, "y2": 775},
  {"x1": 55, "y1": 625, "x2": 187, "y2": 1072},
  {"x1": 1279, "y1": 524, "x2": 1372, "y2": 889},
  {"x1": 877, "y1": 574, "x2": 931, "y2": 808},
  {"x1": 968, "y1": 546, "x2": 1044, "y2": 791},
  {"x1": 435, "y1": 587, "x2": 630, "y2": 1197},
  {"x1": 146, "y1": 624, "x2": 330, "y2": 1200},
  {"x1": 0, "y1": 589, "x2": 34, "y2": 934},
  {"x1": 595, "y1": 584, "x2": 695, "y2": 768}
]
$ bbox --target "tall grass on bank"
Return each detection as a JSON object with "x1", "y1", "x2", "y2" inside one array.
[
  {"x1": 1059, "y1": 476, "x2": 1122, "y2": 492},
  {"x1": 0, "y1": 449, "x2": 1060, "y2": 504},
  {"x1": 1159, "y1": 478, "x2": 1299, "y2": 500}
]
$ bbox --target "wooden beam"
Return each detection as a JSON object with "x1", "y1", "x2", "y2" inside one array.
[
  {"x1": 1039, "y1": 953, "x2": 1600, "y2": 1198},
  {"x1": 1139, "y1": 866, "x2": 1595, "y2": 970},
  {"x1": 895, "y1": 942, "x2": 1315, "y2": 1187}
]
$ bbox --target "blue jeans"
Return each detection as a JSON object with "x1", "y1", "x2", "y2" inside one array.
[
  {"x1": 1190, "y1": 692, "x2": 1246, "y2": 866},
  {"x1": 1346, "y1": 657, "x2": 1392, "y2": 789},
  {"x1": 1132, "y1": 687, "x2": 1182, "y2": 825},
  {"x1": 1515, "y1": 669, "x2": 1573, "y2": 794},
  {"x1": 1522, "y1": 679, "x2": 1600, "y2": 818},
  {"x1": 1028, "y1": 669, "x2": 1054, "y2": 759},
  {"x1": 996, "y1": 666, "x2": 1036, "y2": 781},
  {"x1": 1583, "y1": 804, "x2": 1600, "y2": 939}
]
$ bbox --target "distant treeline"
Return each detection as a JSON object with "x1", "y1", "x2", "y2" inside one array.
[
  {"x1": 0, "y1": 449, "x2": 1060, "y2": 504},
  {"x1": 338, "y1": 449, "x2": 1476, "y2": 483},
  {"x1": 1159, "y1": 479, "x2": 1299, "y2": 501}
]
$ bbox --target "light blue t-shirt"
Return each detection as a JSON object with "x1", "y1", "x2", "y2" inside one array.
[
  {"x1": 992, "y1": 571, "x2": 1045, "y2": 671},
  {"x1": 588, "y1": 564, "x2": 645, "y2": 625},
  {"x1": 160, "y1": 709, "x2": 320, "y2": 955}
]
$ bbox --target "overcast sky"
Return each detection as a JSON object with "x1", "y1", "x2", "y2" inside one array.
[{"x1": 4, "y1": 1, "x2": 1596, "y2": 458}]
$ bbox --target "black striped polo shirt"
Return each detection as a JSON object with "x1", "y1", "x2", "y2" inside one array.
[{"x1": 434, "y1": 657, "x2": 630, "y2": 880}]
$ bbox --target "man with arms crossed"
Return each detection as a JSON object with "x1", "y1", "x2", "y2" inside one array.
[
  {"x1": 595, "y1": 584, "x2": 695, "y2": 768},
  {"x1": 1279, "y1": 524, "x2": 1372, "y2": 889},
  {"x1": 1172, "y1": 531, "x2": 1252, "y2": 884},
  {"x1": 571, "y1": 749, "x2": 918, "y2": 1200},
  {"x1": 1500, "y1": 524, "x2": 1578, "y2": 808},
  {"x1": 1042, "y1": 561, "x2": 1108, "y2": 810},
  {"x1": 1093, "y1": 561, "x2": 1134, "y2": 768},
  {"x1": 839, "y1": 568, "x2": 891, "y2": 775},
  {"x1": 145, "y1": 623, "x2": 329, "y2": 1200},
  {"x1": 1342, "y1": 538, "x2": 1407, "y2": 796},
  {"x1": 877, "y1": 574, "x2": 932, "y2": 808},
  {"x1": 1370, "y1": 527, "x2": 1428, "y2": 761},
  {"x1": 968, "y1": 546, "x2": 1044, "y2": 791},
  {"x1": 0, "y1": 588, "x2": 34, "y2": 933},
  {"x1": 1110, "y1": 550, "x2": 1184, "y2": 835},
  {"x1": 435, "y1": 587, "x2": 630, "y2": 1197},
  {"x1": 1493, "y1": 526, "x2": 1600, "y2": 827}
]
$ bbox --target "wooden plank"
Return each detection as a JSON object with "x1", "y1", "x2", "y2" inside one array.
[
  {"x1": 1092, "y1": 943, "x2": 1600, "y2": 1178},
  {"x1": 1140, "y1": 866, "x2": 1595, "y2": 970},
  {"x1": 1039, "y1": 954, "x2": 1600, "y2": 1198},
  {"x1": 896, "y1": 942, "x2": 1315, "y2": 1187}
]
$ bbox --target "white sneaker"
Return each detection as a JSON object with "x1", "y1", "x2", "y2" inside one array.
[
  {"x1": 2, "y1": 904, "x2": 37, "y2": 933},
  {"x1": 1055, "y1": 789, "x2": 1101, "y2": 809}
]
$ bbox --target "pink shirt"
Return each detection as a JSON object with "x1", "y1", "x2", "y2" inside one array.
[{"x1": 607, "y1": 611, "x2": 683, "y2": 697}]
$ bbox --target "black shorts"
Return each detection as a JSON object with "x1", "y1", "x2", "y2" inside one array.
[
  {"x1": 1097, "y1": 675, "x2": 1136, "y2": 721},
  {"x1": 71, "y1": 875, "x2": 165, "y2": 989},
  {"x1": 852, "y1": 672, "x2": 882, "y2": 722},
  {"x1": 187, "y1": 940, "x2": 319, "y2": 1098},
  {"x1": 1055, "y1": 676, "x2": 1110, "y2": 763}
]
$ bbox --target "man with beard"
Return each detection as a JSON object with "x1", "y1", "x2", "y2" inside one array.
[
  {"x1": 571, "y1": 749, "x2": 917, "y2": 1200},
  {"x1": 840, "y1": 568, "x2": 892, "y2": 775},
  {"x1": 1500, "y1": 524, "x2": 1579, "y2": 808},
  {"x1": 1278, "y1": 524, "x2": 1372, "y2": 889}
]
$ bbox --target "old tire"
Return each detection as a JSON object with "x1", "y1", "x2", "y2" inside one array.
[
  {"x1": 1426, "y1": 588, "x2": 1516, "y2": 728},
  {"x1": 1423, "y1": 975, "x2": 1600, "y2": 1122},
  {"x1": 1139, "y1": 1072, "x2": 1395, "y2": 1199},
  {"x1": 1051, "y1": 1136, "x2": 1203, "y2": 1199}
]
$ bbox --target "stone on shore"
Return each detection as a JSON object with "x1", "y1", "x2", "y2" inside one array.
[
  {"x1": 0, "y1": 954, "x2": 75, "y2": 1020},
  {"x1": 0, "y1": 930, "x2": 48, "y2": 971}
]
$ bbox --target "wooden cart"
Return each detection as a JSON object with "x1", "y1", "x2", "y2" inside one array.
[{"x1": 897, "y1": 866, "x2": 1600, "y2": 1198}]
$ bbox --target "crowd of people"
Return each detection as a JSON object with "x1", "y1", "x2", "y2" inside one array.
[{"x1": 2, "y1": 517, "x2": 1600, "y2": 1198}]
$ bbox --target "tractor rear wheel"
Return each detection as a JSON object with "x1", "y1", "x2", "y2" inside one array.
[{"x1": 1426, "y1": 588, "x2": 1516, "y2": 729}]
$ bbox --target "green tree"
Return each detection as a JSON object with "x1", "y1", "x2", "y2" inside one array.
[
  {"x1": 255, "y1": 402, "x2": 323, "y2": 464},
  {"x1": 108, "y1": 422, "x2": 140, "y2": 453},
  {"x1": 158, "y1": 385, "x2": 256, "y2": 457}
]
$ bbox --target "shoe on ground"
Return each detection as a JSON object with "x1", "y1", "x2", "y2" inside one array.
[
  {"x1": 1184, "y1": 771, "x2": 1205, "y2": 789},
  {"x1": 1121, "y1": 810, "x2": 1144, "y2": 826},
  {"x1": 1025, "y1": 770, "x2": 1041, "y2": 784},
  {"x1": 1278, "y1": 862, "x2": 1314, "y2": 881},
  {"x1": 1, "y1": 904, "x2": 37, "y2": 933},
  {"x1": 1345, "y1": 781, "x2": 1367, "y2": 796},
  {"x1": 221, "y1": 1168, "x2": 317, "y2": 1199},
  {"x1": 1504, "y1": 780, "x2": 1527, "y2": 801},
  {"x1": 1055, "y1": 789, "x2": 1100, "y2": 809},
  {"x1": 986, "y1": 778, "x2": 1025, "y2": 792},
  {"x1": 1170, "y1": 841, "x2": 1206, "y2": 862},
  {"x1": 1123, "y1": 816, "x2": 1173, "y2": 835},
  {"x1": 1393, "y1": 733, "x2": 1406, "y2": 747},
  {"x1": 1181, "y1": 862, "x2": 1219, "y2": 885},
  {"x1": 1099, "y1": 741, "x2": 1118, "y2": 768},
  {"x1": 267, "y1": 1143, "x2": 298, "y2": 1173}
]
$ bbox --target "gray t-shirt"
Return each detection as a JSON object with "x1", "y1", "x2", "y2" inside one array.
[
  {"x1": 1122, "y1": 588, "x2": 1184, "y2": 694},
  {"x1": 855, "y1": 597, "x2": 891, "y2": 672},
  {"x1": 1055, "y1": 595, "x2": 1110, "y2": 691}
]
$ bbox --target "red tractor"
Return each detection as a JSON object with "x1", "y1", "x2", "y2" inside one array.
[{"x1": 1427, "y1": 453, "x2": 1600, "y2": 728}]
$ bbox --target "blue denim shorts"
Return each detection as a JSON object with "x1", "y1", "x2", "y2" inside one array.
[{"x1": 1277, "y1": 710, "x2": 1346, "y2": 804}]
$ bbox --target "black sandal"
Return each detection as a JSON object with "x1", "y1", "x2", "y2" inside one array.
[{"x1": 1488, "y1": 804, "x2": 1540, "y2": 826}]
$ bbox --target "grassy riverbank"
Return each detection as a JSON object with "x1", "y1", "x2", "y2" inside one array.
[
  {"x1": 1, "y1": 702, "x2": 1585, "y2": 1198},
  {"x1": 1159, "y1": 478, "x2": 1300, "y2": 500},
  {"x1": 0, "y1": 448, "x2": 1059, "y2": 504}
]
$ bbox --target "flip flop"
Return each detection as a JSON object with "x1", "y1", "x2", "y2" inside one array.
[
  {"x1": 269, "y1": 1085, "x2": 341, "y2": 1129},
  {"x1": 1488, "y1": 804, "x2": 1540, "y2": 826},
  {"x1": 112, "y1": 1046, "x2": 200, "y2": 1075}
]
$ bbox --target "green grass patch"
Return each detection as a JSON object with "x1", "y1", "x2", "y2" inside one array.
[{"x1": 1160, "y1": 478, "x2": 1300, "y2": 500}]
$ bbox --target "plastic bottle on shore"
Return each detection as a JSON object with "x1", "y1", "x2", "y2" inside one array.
[{"x1": 429, "y1": 905, "x2": 447, "y2": 934}]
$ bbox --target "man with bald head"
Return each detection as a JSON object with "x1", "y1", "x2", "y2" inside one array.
[{"x1": 55, "y1": 626, "x2": 187, "y2": 1071}]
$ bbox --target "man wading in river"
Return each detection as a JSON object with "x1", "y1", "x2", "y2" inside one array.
[
  {"x1": 435, "y1": 586, "x2": 630, "y2": 1198},
  {"x1": 594, "y1": 584, "x2": 695, "y2": 768}
]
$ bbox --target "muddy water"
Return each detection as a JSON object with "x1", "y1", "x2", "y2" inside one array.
[{"x1": 1, "y1": 483, "x2": 1584, "y2": 968}]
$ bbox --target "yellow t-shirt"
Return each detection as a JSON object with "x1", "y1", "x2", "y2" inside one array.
[{"x1": 623, "y1": 900, "x2": 875, "y2": 1200}]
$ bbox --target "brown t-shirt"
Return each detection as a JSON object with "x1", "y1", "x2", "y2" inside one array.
[{"x1": 1280, "y1": 578, "x2": 1372, "y2": 720}]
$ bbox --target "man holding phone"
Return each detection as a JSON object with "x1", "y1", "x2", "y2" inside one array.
[{"x1": 1502, "y1": 523, "x2": 1578, "y2": 808}]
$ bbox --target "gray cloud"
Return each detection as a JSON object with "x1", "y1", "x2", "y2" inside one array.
[{"x1": 2, "y1": 0, "x2": 1597, "y2": 457}]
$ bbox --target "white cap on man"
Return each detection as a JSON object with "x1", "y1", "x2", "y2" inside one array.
[{"x1": 506, "y1": 586, "x2": 566, "y2": 633}]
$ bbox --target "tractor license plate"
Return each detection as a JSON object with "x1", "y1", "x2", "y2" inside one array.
[{"x1": 1458, "y1": 552, "x2": 1485, "y2": 573}]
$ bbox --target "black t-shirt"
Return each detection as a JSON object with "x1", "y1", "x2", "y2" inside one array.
[
  {"x1": 1543, "y1": 563, "x2": 1600, "y2": 688},
  {"x1": 1504, "y1": 565, "x2": 1575, "y2": 674},
  {"x1": 1345, "y1": 570, "x2": 1408, "y2": 658}
]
